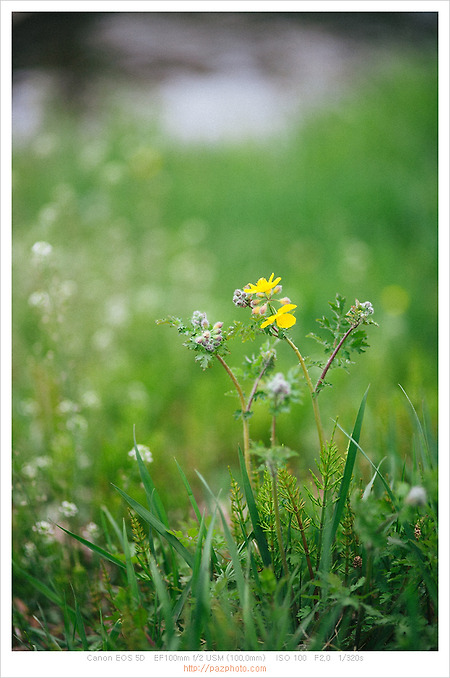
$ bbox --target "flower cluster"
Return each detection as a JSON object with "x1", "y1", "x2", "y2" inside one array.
[
  {"x1": 236, "y1": 273, "x2": 298, "y2": 331},
  {"x1": 347, "y1": 299, "x2": 376, "y2": 326},
  {"x1": 232, "y1": 289, "x2": 251, "y2": 308},
  {"x1": 59, "y1": 501, "x2": 79, "y2": 517},
  {"x1": 128, "y1": 444, "x2": 153, "y2": 463},
  {"x1": 191, "y1": 311, "x2": 224, "y2": 352},
  {"x1": 266, "y1": 372, "x2": 291, "y2": 402}
]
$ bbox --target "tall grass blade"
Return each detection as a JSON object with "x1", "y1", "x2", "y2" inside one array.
[
  {"x1": 112, "y1": 484, "x2": 194, "y2": 568},
  {"x1": 318, "y1": 387, "x2": 369, "y2": 579},
  {"x1": 56, "y1": 525, "x2": 128, "y2": 572},
  {"x1": 13, "y1": 562, "x2": 76, "y2": 622},
  {"x1": 148, "y1": 555, "x2": 178, "y2": 649},
  {"x1": 70, "y1": 585, "x2": 89, "y2": 651},
  {"x1": 399, "y1": 384, "x2": 434, "y2": 469},
  {"x1": 238, "y1": 446, "x2": 272, "y2": 567},
  {"x1": 134, "y1": 430, "x2": 169, "y2": 526},
  {"x1": 174, "y1": 457, "x2": 202, "y2": 523},
  {"x1": 191, "y1": 511, "x2": 217, "y2": 648},
  {"x1": 196, "y1": 471, "x2": 259, "y2": 649}
]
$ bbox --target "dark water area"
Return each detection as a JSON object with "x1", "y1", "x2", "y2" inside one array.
[{"x1": 12, "y1": 11, "x2": 437, "y2": 144}]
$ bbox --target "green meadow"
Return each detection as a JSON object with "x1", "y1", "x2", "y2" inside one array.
[{"x1": 12, "y1": 51, "x2": 438, "y2": 651}]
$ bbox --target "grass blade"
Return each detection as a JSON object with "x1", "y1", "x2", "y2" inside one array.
[
  {"x1": 174, "y1": 457, "x2": 202, "y2": 523},
  {"x1": 238, "y1": 446, "x2": 272, "y2": 567},
  {"x1": 133, "y1": 431, "x2": 169, "y2": 526},
  {"x1": 196, "y1": 471, "x2": 259, "y2": 649},
  {"x1": 148, "y1": 556, "x2": 178, "y2": 649},
  {"x1": 112, "y1": 484, "x2": 194, "y2": 568},
  {"x1": 399, "y1": 384, "x2": 434, "y2": 469},
  {"x1": 318, "y1": 387, "x2": 369, "y2": 578},
  {"x1": 56, "y1": 524, "x2": 128, "y2": 572}
]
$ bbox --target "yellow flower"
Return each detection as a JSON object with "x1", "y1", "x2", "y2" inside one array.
[
  {"x1": 244, "y1": 273, "x2": 281, "y2": 296},
  {"x1": 260, "y1": 304, "x2": 297, "y2": 329}
]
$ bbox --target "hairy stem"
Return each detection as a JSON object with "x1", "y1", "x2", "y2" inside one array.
[
  {"x1": 215, "y1": 354, "x2": 251, "y2": 477},
  {"x1": 313, "y1": 323, "x2": 358, "y2": 395}
]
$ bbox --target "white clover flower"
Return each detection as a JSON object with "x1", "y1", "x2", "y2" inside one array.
[
  {"x1": 66, "y1": 414, "x2": 88, "y2": 433},
  {"x1": 32, "y1": 521, "x2": 55, "y2": 540},
  {"x1": 28, "y1": 291, "x2": 51, "y2": 310},
  {"x1": 405, "y1": 486, "x2": 427, "y2": 506},
  {"x1": 35, "y1": 456, "x2": 50, "y2": 468},
  {"x1": 22, "y1": 463, "x2": 37, "y2": 479},
  {"x1": 24, "y1": 542, "x2": 37, "y2": 558},
  {"x1": 80, "y1": 390, "x2": 101, "y2": 409},
  {"x1": 31, "y1": 241, "x2": 53, "y2": 260},
  {"x1": 57, "y1": 400, "x2": 79, "y2": 415},
  {"x1": 59, "y1": 501, "x2": 79, "y2": 517},
  {"x1": 128, "y1": 444, "x2": 153, "y2": 464},
  {"x1": 82, "y1": 522, "x2": 100, "y2": 540}
]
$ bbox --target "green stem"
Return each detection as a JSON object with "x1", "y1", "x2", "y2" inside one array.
[
  {"x1": 284, "y1": 335, "x2": 325, "y2": 452},
  {"x1": 270, "y1": 415, "x2": 276, "y2": 448},
  {"x1": 216, "y1": 354, "x2": 251, "y2": 478}
]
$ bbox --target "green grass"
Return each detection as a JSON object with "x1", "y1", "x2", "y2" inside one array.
[{"x1": 11, "y1": 51, "x2": 438, "y2": 651}]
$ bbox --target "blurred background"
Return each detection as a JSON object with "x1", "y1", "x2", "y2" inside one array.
[{"x1": 12, "y1": 11, "x2": 437, "y2": 532}]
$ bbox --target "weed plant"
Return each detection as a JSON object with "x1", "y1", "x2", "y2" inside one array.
[{"x1": 13, "y1": 273, "x2": 437, "y2": 651}]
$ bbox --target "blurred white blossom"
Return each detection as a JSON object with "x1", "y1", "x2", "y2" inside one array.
[
  {"x1": 59, "y1": 501, "x2": 79, "y2": 517},
  {"x1": 405, "y1": 486, "x2": 427, "y2": 506},
  {"x1": 128, "y1": 444, "x2": 153, "y2": 463},
  {"x1": 31, "y1": 240, "x2": 53, "y2": 261}
]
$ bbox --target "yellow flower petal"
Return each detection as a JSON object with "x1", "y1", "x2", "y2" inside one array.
[
  {"x1": 277, "y1": 304, "x2": 297, "y2": 314},
  {"x1": 244, "y1": 274, "x2": 281, "y2": 295},
  {"x1": 276, "y1": 313, "x2": 296, "y2": 328}
]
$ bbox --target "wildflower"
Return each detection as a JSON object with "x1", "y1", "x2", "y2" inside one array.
[
  {"x1": 32, "y1": 520, "x2": 55, "y2": 540},
  {"x1": 232, "y1": 289, "x2": 250, "y2": 308},
  {"x1": 244, "y1": 273, "x2": 281, "y2": 296},
  {"x1": 28, "y1": 291, "x2": 51, "y2": 311},
  {"x1": 82, "y1": 522, "x2": 100, "y2": 540},
  {"x1": 22, "y1": 464, "x2": 37, "y2": 479},
  {"x1": 405, "y1": 485, "x2": 427, "y2": 506},
  {"x1": 24, "y1": 542, "x2": 37, "y2": 558},
  {"x1": 267, "y1": 372, "x2": 291, "y2": 401},
  {"x1": 359, "y1": 300, "x2": 374, "y2": 317},
  {"x1": 31, "y1": 241, "x2": 53, "y2": 260},
  {"x1": 128, "y1": 444, "x2": 153, "y2": 463},
  {"x1": 191, "y1": 310, "x2": 209, "y2": 329},
  {"x1": 59, "y1": 501, "x2": 79, "y2": 517},
  {"x1": 260, "y1": 304, "x2": 297, "y2": 329},
  {"x1": 192, "y1": 317, "x2": 224, "y2": 351}
]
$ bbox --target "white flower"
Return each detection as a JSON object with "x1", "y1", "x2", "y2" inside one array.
[
  {"x1": 59, "y1": 501, "x2": 79, "y2": 517},
  {"x1": 405, "y1": 485, "x2": 427, "y2": 506},
  {"x1": 28, "y1": 291, "x2": 51, "y2": 310},
  {"x1": 31, "y1": 241, "x2": 53, "y2": 260},
  {"x1": 128, "y1": 444, "x2": 153, "y2": 464},
  {"x1": 32, "y1": 520, "x2": 55, "y2": 540},
  {"x1": 22, "y1": 464, "x2": 37, "y2": 479},
  {"x1": 24, "y1": 542, "x2": 37, "y2": 558},
  {"x1": 82, "y1": 522, "x2": 100, "y2": 540}
]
